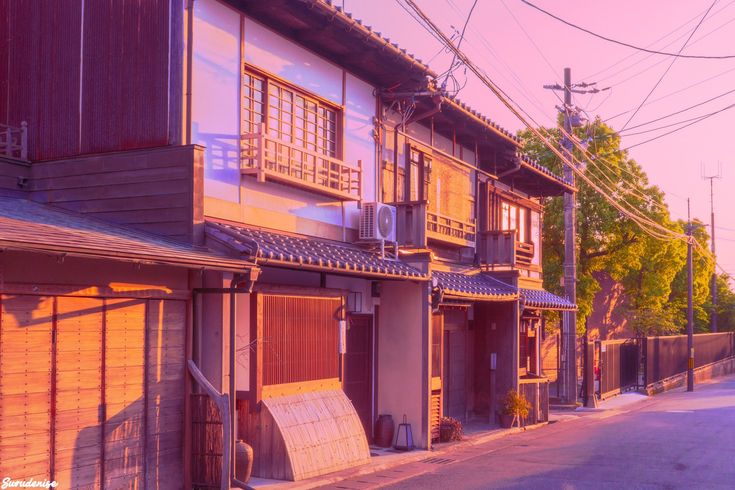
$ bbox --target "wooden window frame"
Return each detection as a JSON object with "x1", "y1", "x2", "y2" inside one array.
[{"x1": 242, "y1": 64, "x2": 343, "y2": 160}]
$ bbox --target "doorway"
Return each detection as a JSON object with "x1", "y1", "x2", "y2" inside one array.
[
  {"x1": 442, "y1": 308, "x2": 469, "y2": 421},
  {"x1": 343, "y1": 314, "x2": 373, "y2": 441}
]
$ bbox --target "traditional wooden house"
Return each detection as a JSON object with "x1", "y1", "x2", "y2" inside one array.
[
  {"x1": 1, "y1": 0, "x2": 576, "y2": 488},
  {"x1": 378, "y1": 90, "x2": 577, "y2": 436}
]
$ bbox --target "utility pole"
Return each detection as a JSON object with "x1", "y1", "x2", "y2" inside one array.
[
  {"x1": 702, "y1": 164, "x2": 721, "y2": 333},
  {"x1": 687, "y1": 199, "x2": 694, "y2": 392},
  {"x1": 545, "y1": 68, "x2": 578, "y2": 404}
]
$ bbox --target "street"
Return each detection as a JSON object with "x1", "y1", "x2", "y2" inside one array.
[{"x1": 331, "y1": 375, "x2": 735, "y2": 490}]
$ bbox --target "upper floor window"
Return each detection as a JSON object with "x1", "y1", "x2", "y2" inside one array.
[
  {"x1": 240, "y1": 67, "x2": 360, "y2": 201},
  {"x1": 242, "y1": 68, "x2": 339, "y2": 158},
  {"x1": 500, "y1": 201, "x2": 528, "y2": 243}
]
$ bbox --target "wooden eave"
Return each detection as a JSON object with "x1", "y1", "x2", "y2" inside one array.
[{"x1": 227, "y1": 0, "x2": 434, "y2": 90}]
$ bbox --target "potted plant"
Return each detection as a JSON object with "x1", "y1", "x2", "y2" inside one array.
[
  {"x1": 500, "y1": 389, "x2": 531, "y2": 429},
  {"x1": 439, "y1": 416, "x2": 463, "y2": 442}
]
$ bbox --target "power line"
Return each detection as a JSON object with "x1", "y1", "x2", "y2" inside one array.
[
  {"x1": 620, "y1": 0, "x2": 717, "y2": 131},
  {"x1": 520, "y1": 0, "x2": 735, "y2": 59},
  {"x1": 582, "y1": 0, "x2": 735, "y2": 80},
  {"x1": 401, "y1": 0, "x2": 689, "y2": 245},
  {"x1": 622, "y1": 101, "x2": 735, "y2": 137},
  {"x1": 624, "y1": 102, "x2": 735, "y2": 150},
  {"x1": 605, "y1": 64, "x2": 735, "y2": 122},
  {"x1": 618, "y1": 87, "x2": 735, "y2": 133},
  {"x1": 591, "y1": 1, "x2": 735, "y2": 85}
]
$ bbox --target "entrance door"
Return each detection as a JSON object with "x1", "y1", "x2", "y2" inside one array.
[
  {"x1": 344, "y1": 315, "x2": 373, "y2": 441},
  {"x1": 443, "y1": 309, "x2": 468, "y2": 421}
]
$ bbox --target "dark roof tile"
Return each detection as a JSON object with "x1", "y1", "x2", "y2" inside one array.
[{"x1": 206, "y1": 221, "x2": 426, "y2": 280}]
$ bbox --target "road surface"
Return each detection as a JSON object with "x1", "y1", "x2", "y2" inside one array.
[{"x1": 331, "y1": 375, "x2": 735, "y2": 489}]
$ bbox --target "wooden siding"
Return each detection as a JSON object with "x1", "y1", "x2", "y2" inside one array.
[
  {"x1": 81, "y1": 0, "x2": 170, "y2": 154},
  {"x1": 1, "y1": 0, "x2": 172, "y2": 161},
  {"x1": 5, "y1": 1, "x2": 82, "y2": 160},
  {"x1": 261, "y1": 295, "x2": 341, "y2": 386},
  {"x1": 0, "y1": 157, "x2": 30, "y2": 198},
  {"x1": 0, "y1": 294, "x2": 186, "y2": 488},
  {"x1": 29, "y1": 145, "x2": 203, "y2": 243}
]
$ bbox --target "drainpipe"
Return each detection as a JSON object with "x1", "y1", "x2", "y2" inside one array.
[
  {"x1": 184, "y1": 0, "x2": 194, "y2": 145},
  {"x1": 498, "y1": 155, "x2": 522, "y2": 179}
]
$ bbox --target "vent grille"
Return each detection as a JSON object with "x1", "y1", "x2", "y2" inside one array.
[{"x1": 359, "y1": 202, "x2": 376, "y2": 240}]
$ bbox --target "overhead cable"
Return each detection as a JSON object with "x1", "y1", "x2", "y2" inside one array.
[{"x1": 520, "y1": 0, "x2": 735, "y2": 59}]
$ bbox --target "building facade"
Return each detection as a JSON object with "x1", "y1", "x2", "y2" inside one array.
[{"x1": 0, "y1": 1, "x2": 575, "y2": 488}]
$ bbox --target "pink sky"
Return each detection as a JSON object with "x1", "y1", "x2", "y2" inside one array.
[{"x1": 348, "y1": 0, "x2": 735, "y2": 277}]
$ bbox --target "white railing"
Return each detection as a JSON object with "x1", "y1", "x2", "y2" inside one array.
[
  {"x1": 1, "y1": 122, "x2": 28, "y2": 160},
  {"x1": 241, "y1": 125, "x2": 361, "y2": 201}
]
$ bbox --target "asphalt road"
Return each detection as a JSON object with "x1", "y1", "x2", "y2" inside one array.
[{"x1": 381, "y1": 376, "x2": 735, "y2": 490}]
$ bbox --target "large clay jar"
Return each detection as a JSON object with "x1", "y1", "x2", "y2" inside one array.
[
  {"x1": 235, "y1": 439, "x2": 254, "y2": 483},
  {"x1": 374, "y1": 414, "x2": 395, "y2": 448}
]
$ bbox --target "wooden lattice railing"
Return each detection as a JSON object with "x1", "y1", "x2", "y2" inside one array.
[
  {"x1": 241, "y1": 126, "x2": 361, "y2": 201},
  {"x1": 1, "y1": 122, "x2": 28, "y2": 160},
  {"x1": 426, "y1": 210, "x2": 476, "y2": 245},
  {"x1": 481, "y1": 230, "x2": 535, "y2": 269}
]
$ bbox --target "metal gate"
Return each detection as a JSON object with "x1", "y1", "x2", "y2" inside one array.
[{"x1": 596, "y1": 338, "x2": 643, "y2": 400}]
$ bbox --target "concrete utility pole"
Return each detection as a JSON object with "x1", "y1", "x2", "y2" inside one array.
[
  {"x1": 687, "y1": 199, "x2": 695, "y2": 392},
  {"x1": 561, "y1": 68, "x2": 578, "y2": 405},
  {"x1": 544, "y1": 68, "x2": 587, "y2": 405},
  {"x1": 702, "y1": 166, "x2": 721, "y2": 333}
]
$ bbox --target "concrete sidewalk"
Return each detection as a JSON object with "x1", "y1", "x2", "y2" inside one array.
[{"x1": 245, "y1": 390, "x2": 652, "y2": 490}]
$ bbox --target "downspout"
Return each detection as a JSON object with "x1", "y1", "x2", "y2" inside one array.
[
  {"x1": 498, "y1": 156, "x2": 522, "y2": 179},
  {"x1": 230, "y1": 271, "x2": 257, "y2": 490},
  {"x1": 184, "y1": 0, "x2": 194, "y2": 145}
]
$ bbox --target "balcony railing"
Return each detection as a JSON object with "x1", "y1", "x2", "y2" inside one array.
[
  {"x1": 427, "y1": 211, "x2": 476, "y2": 246},
  {"x1": 241, "y1": 127, "x2": 361, "y2": 201},
  {"x1": 395, "y1": 202, "x2": 476, "y2": 248},
  {"x1": 480, "y1": 229, "x2": 535, "y2": 269},
  {"x1": 1, "y1": 122, "x2": 28, "y2": 161}
]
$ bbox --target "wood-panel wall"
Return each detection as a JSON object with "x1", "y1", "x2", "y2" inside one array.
[
  {"x1": 0, "y1": 294, "x2": 186, "y2": 489},
  {"x1": 29, "y1": 145, "x2": 204, "y2": 243},
  {"x1": 1, "y1": 0, "x2": 175, "y2": 161}
]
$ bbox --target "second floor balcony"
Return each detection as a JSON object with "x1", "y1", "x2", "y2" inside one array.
[
  {"x1": 395, "y1": 201, "x2": 476, "y2": 248},
  {"x1": 241, "y1": 126, "x2": 362, "y2": 201},
  {"x1": 480, "y1": 229, "x2": 535, "y2": 269}
]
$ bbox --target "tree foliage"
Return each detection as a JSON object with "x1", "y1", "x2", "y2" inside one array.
[{"x1": 519, "y1": 118, "x2": 726, "y2": 336}]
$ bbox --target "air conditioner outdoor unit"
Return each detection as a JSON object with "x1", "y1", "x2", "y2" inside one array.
[{"x1": 359, "y1": 202, "x2": 396, "y2": 242}]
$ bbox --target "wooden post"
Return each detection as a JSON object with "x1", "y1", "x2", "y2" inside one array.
[{"x1": 20, "y1": 121, "x2": 28, "y2": 160}]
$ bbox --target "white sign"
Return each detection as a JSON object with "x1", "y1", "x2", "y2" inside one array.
[{"x1": 338, "y1": 320, "x2": 347, "y2": 354}]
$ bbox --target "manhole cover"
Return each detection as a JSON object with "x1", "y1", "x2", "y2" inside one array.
[{"x1": 421, "y1": 457, "x2": 456, "y2": 465}]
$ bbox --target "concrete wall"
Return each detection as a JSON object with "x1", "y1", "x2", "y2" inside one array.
[{"x1": 377, "y1": 280, "x2": 430, "y2": 449}]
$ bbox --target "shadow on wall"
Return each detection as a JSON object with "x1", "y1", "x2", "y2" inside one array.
[
  {"x1": 193, "y1": 124, "x2": 241, "y2": 201},
  {"x1": 0, "y1": 293, "x2": 184, "y2": 489}
]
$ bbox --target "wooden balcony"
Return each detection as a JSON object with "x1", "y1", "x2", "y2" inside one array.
[
  {"x1": 480, "y1": 230, "x2": 535, "y2": 269},
  {"x1": 241, "y1": 128, "x2": 361, "y2": 201},
  {"x1": 395, "y1": 202, "x2": 476, "y2": 248},
  {"x1": 1, "y1": 122, "x2": 28, "y2": 161},
  {"x1": 427, "y1": 211, "x2": 476, "y2": 247}
]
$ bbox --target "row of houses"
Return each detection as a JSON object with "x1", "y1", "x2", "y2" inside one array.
[{"x1": 0, "y1": 0, "x2": 576, "y2": 488}]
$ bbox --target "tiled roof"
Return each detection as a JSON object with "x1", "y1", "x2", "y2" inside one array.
[
  {"x1": 206, "y1": 221, "x2": 426, "y2": 280},
  {"x1": 320, "y1": 0, "x2": 436, "y2": 76},
  {"x1": 433, "y1": 270, "x2": 576, "y2": 310},
  {"x1": 433, "y1": 271, "x2": 517, "y2": 301},
  {"x1": 0, "y1": 197, "x2": 256, "y2": 271},
  {"x1": 520, "y1": 288, "x2": 576, "y2": 310},
  {"x1": 518, "y1": 155, "x2": 574, "y2": 191}
]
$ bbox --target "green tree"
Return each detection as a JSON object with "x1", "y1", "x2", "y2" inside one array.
[{"x1": 519, "y1": 119, "x2": 688, "y2": 335}]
